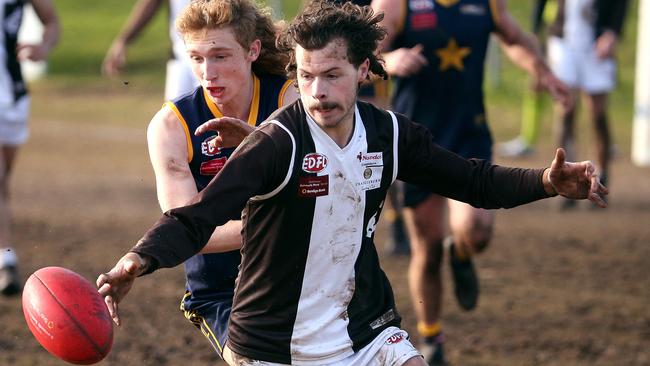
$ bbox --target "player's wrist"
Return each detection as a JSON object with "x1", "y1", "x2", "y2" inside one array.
[
  {"x1": 127, "y1": 252, "x2": 156, "y2": 276},
  {"x1": 542, "y1": 168, "x2": 558, "y2": 197}
]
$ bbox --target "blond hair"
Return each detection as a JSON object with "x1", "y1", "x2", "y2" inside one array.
[{"x1": 176, "y1": 0, "x2": 288, "y2": 76}]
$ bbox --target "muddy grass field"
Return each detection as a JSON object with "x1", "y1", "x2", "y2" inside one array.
[{"x1": 0, "y1": 82, "x2": 649, "y2": 366}]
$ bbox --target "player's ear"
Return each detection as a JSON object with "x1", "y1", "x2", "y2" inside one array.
[
  {"x1": 247, "y1": 39, "x2": 261, "y2": 61},
  {"x1": 357, "y1": 58, "x2": 370, "y2": 83}
]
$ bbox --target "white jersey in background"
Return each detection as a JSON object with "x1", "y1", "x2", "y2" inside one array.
[{"x1": 166, "y1": 0, "x2": 199, "y2": 100}]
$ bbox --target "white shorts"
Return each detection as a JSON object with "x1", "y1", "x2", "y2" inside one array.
[
  {"x1": 547, "y1": 36, "x2": 616, "y2": 94},
  {"x1": 223, "y1": 327, "x2": 422, "y2": 366},
  {"x1": 0, "y1": 96, "x2": 30, "y2": 146},
  {"x1": 164, "y1": 58, "x2": 200, "y2": 100}
]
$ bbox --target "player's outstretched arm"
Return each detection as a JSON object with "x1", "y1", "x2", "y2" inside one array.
[
  {"x1": 102, "y1": 0, "x2": 163, "y2": 76},
  {"x1": 542, "y1": 148, "x2": 609, "y2": 207},
  {"x1": 96, "y1": 252, "x2": 150, "y2": 326}
]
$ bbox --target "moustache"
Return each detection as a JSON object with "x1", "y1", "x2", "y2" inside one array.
[{"x1": 311, "y1": 102, "x2": 340, "y2": 111}]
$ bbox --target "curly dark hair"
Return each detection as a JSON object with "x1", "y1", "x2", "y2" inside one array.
[
  {"x1": 277, "y1": 0, "x2": 387, "y2": 81},
  {"x1": 176, "y1": 0, "x2": 287, "y2": 76}
]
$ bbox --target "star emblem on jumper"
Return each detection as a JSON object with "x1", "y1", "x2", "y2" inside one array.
[{"x1": 435, "y1": 38, "x2": 471, "y2": 71}]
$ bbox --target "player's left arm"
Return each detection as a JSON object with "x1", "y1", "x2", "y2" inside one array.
[
  {"x1": 148, "y1": 106, "x2": 242, "y2": 254},
  {"x1": 18, "y1": 0, "x2": 60, "y2": 62},
  {"x1": 594, "y1": 0, "x2": 630, "y2": 59},
  {"x1": 492, "y1": 0, "x2": 571, "y2": 108}
]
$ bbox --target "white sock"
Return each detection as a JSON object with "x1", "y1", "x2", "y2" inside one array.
[{"x1": 0, "y1": 247, "x2": 17, "y2": 267}]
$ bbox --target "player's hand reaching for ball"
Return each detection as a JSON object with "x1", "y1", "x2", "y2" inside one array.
[
  {"x1": 542, "y1": 148, "x2": 609, "y2": 207},
  {"x1": 96, "y1": 252, "x2": 149, "y2": 326}
]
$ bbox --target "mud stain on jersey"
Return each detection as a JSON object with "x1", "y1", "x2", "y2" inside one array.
[{"x1": 327, "y1": 169, "x2": 363, "y2": 264}]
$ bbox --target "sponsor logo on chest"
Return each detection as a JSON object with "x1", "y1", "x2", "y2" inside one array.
[
  {"x1": 410, "y1": 0, "x2": 435, "y2": 11},
  {"x1": 201, "y1": 137, "x2": 221, "y2": 157},
  {"x1": 298, "y1": 175, "x2": 329, "y2": 198},
  {"x1": 302, "y1": 153, "x2": 329, "y2": 173},
  {"x1": 200, "y1": 157, "x2": 227, "y2": 176},
  {"x1": 356, "y1": 152, "x2": 383, "y2": 191},
  {"x1": 460, "y1": 4, "x2": 487, "y2": 16},
  {"x1": 356, "y1": 151, "x2": 383, "y2": 167},
  {"x1": 299, "y1": 153, "x2": 329, "y2": 198}
]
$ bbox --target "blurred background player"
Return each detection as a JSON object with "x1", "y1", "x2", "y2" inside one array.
[
  {"x1": 0, "y1": 0, "x2": 59, "y2": 296},
  {"x1": 103, "y1": 0, "x2": 199, "y2": 100},
  {"x1": 144, "y1": 0, "x2": 297, "y2": 359},
  {"x1": 543, "y1": 0, "x2": 629, "y2": 208},
  {"x1": 372, "y1": 0, "x2": 570, "y2": 363},
  {"x1": 497, "y1": 0, "x2": 559, "y2": 158}
]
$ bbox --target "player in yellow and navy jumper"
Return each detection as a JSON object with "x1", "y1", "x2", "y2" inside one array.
[
  {"x1": 167, "y1": 72, "x2": 292, "y2": 355},
  {"x1": 373, "y1": 0, "x2": 570, "y2": 363},
  {"x1": 141, "y1": 0, "x2": 297, "y2": 359}
]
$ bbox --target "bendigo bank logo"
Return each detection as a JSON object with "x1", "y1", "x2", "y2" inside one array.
[{"x1": 302, "y1": 153, "x2": 328, "y2": 173}]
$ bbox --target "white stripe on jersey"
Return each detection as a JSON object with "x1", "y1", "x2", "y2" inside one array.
[
  {"x1": 389, "y1": 111, "x2": 399, "y2": 184},
  {"x1": 251, "y1": 120, "x2": 296, "y2": 201},
  {"x1": 290, "y1": 106, "x2": 376, "y2": 364}
]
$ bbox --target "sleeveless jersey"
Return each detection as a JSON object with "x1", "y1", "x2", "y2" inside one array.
[
  {"x1": 391, "y1": 0, "x2": 497, "y2": 159},
  {"x1": 165, "y1": 73, "x2": 292, "y2": 306},
  {"x1": 0, "y1": 0, "x2": 26, "y2": 105}
]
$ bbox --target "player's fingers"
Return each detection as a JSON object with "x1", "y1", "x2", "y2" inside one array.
[
  {"x1": 97, "y1": 281, "x2": 111, "y2": 296},
  {"x1": 195, "y1": 119, "x2": 220, "y2": 135},
  {"x1": 207, "y1": 136, "x2": 221, "y2": 150},
  {"x1": 411, "y1": 43, "x2": 424, "y2": 54},
  {"x1": 599, "y1": 181, "x2": 610, "y2": 195},
  {"x1": 104, "y1": 296, "x2": 120, "y2": 326},
  {"x1": 589, "y1": 191, "x2": 607, "y2": 208},
  {"x1": 592, "y1": 175, "x2": 609, "y2": 195},
  {"x1": 551, "y1": 148, "x2": 565, "y2": 170},
  {"x1": 96, "y1": 273, "x2": 108, "y2": 288}
]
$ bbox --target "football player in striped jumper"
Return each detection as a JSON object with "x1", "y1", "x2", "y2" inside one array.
[{"x1": 98, "y1": 1, "x2": 607, "y2": 365}]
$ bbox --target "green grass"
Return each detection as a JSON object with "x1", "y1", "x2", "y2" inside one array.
[{"x1": 33, "y1": 0, "x2": 639, "y2": 152}]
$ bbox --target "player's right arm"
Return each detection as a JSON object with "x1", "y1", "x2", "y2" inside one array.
[
  {"x1": 17, "y1": 0, "x2": 60, "y2": 62},
  {"x1": 147, "y1": 106, "x2": 243, "y2": 253},
  {"x1": 371, "y1": 0, "x2": 428, "y2": 77},
  {"x1": 102, "y1": 0, "x2": 164, "y2": 76}
]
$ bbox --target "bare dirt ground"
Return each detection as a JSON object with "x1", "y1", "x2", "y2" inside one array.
[{"x1": 1, "y1": 87, "x2": 649, "y2": 366}]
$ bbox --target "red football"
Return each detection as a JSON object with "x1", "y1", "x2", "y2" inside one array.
[{"x1": 22, "y1": 266, "x2": 114, "y2": 365}]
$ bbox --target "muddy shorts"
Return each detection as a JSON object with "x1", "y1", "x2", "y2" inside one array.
[{"x1": 223, "y1": 326, "x2": 421, "y2": 366}]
